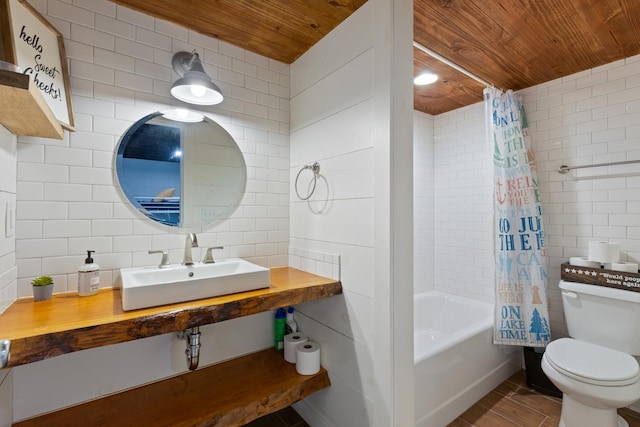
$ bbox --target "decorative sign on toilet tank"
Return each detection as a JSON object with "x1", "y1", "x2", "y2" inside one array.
[
  {"x1": 561, "y1": 263, "x2": 640, "y2": 293},
  {"x1": 0, "y1": 0, "x2": 75, "y2": 130}
]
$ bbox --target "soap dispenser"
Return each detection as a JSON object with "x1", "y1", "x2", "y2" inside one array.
[{"x1": 78, "y1": 250, "x2": 100, "y2": 296}]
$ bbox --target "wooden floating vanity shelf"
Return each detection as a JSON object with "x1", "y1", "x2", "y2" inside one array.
[
  {"x1": 13, "y1": 348, "x2": 330, "y2": 427},
  {"x1": 4, "y1": 267, "x2": 341, "y2": 427},
  {"x1": 0, "y1": 267, "x2": 342, "y2": 367}
]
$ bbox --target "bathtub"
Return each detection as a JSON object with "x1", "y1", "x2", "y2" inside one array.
[{"x1": 414, "y1": 291, "x2": 520, "y2": 426}]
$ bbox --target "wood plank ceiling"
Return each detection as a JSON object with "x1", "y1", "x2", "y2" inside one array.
[{"x1": 110, "y1": 0, "x2": 640, "y2": 116}]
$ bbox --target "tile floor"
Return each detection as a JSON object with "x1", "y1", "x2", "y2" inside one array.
[
  {"x1": 245, "y1": 370, "x2": 640, "y2": 426},
  {"x1": 448, "y1": 370, "x2": 640, "y2": 427},
  {"x1": 244, "y1": 405, "x2": 309, "y2": 427}
]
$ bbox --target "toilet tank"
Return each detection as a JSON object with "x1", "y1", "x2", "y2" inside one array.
[{"x1": 560, "y1": 280, "x2": 640, "y2": 355}]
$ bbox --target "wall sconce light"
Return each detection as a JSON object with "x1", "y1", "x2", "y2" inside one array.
[{"x1": 170, "y1": 50, "x2": 223, "y2": 105}]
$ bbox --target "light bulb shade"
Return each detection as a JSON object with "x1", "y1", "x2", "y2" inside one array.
[
  {"x1": 170, "y1": 51, "x2": 224, "y2": 105},
  {"x1": 160, "y1": 108, "x2": 204, "y2": 123},
  {"x1": 170, "y1": 75, "x2": 223, "y2": 105}
]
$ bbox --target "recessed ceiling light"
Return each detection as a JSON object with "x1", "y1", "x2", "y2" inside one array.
[{"x1": 414, "y1": 73, "x2": 439, "y2": 86}]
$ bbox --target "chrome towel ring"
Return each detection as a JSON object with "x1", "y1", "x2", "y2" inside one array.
[{"x1": 295, "y1": 162, "x2": 320, "y2": 200}]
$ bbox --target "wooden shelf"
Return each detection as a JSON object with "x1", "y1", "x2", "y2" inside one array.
[
  {"x1": 0, "y1": 68, "x2": 64, "y2": 139},
  {"x1": 13, "y1": 348, "x2": 330, "y2": 427},
  {"x1": 0, "y1": 267, "x2": 342, "y2": 367}
]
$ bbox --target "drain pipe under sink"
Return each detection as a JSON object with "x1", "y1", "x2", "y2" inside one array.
[{"x1": 177, "y1": 327, "x2": 201, "y2": 370}]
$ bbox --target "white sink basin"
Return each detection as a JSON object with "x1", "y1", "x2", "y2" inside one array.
[{"x1": 120, "y1": 258, "x2": 270, "y2": 311}]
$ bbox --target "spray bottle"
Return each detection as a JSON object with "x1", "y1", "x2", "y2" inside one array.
[{"x1": 286, "y1": 306, "x2": 298, "y2": 334}]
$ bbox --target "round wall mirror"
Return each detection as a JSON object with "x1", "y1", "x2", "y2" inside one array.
[{"x1": 115, "y1": 112, "x2": 247, "y2": 228}]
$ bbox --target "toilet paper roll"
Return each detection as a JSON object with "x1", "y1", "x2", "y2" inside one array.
[
  {"x1": 588, "y1": 241, "x2": 620, "y2": 263},
  {"x1": 284, "y1": 333, "x2": 308, "y2": 364},
  {"x1": 611, "y1": 261, "x2": 639, "y2": 274},
  {"x1": 569, "y1": 257, "x2": 601, "y2": 268},
  {"x1": 296, "y1": 341, "x2": 321, "y2": 375}
]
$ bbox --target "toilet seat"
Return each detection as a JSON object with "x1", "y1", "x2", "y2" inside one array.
[{"x1": 545, "y1": 338, "x2": 640, "y2": 386}]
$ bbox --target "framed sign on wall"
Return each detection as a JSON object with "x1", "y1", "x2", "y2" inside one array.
[{"x1": 0, "y1": 0, "x2": 74, "y2": 130}]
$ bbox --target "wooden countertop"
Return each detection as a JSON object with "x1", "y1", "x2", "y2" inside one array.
[{"x1": 0, "y1": 267, "x2": 342, "y2": 367}]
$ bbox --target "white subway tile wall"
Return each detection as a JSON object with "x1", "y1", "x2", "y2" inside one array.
[
  {"x1": 433, "y1": 102, "x2": 494, "y2": 303},
  {"x1": 526, "y1": 54, "x2": 640, "y2": 337},
  {"x1": 15, "y1": 0, "x2": 290, "y2": 297},
  {"x1": 430, "y1": 54, "x2": 640, "y2": 338},
  {"x1": 0, "y1": 125, "x2": 17, "y2": 315},
  {"x1": 414, "y1": 111, "x2": 435, "y2": 295},
  {"x1": 289, "y1": 246, "x2": 340, "y2": 281},
  {"x1": 0, "y1": 125, "x2": 16, "y2": 427},
  {"x1": 11, "y1": 0, "x2": 287, "y2": 421}
]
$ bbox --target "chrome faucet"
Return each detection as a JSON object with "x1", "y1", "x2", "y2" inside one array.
[{"x1": 182, "y1": 233, "x2": 198, "y2": 265}]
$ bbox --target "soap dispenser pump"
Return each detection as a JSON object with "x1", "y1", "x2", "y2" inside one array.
[{"x1": 78, "y1": 250, "x2": 100, "y2": 296}]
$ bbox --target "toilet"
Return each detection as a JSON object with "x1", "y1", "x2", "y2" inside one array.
[{"x1": 541, "y1": 280, "x2": 640, "y2": 427}]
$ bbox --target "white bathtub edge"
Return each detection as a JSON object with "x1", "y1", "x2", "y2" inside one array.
[
  {"x1": 415, "y1": 352, "x2": 521, "y2": 427},
  {"x1": 414, "y1": 318, "x2": 493, "y2": 363}
]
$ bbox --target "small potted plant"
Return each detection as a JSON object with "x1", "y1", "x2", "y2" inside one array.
[{"x1": 31, "y1": 275, "x2": 54, "y2": 302}]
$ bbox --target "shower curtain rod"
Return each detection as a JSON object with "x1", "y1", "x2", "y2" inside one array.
[
  {"x1": 413, "y1": 40, "x2": 495, "y2": 88},
  {"x1": 558, "y1": 159, "x2": 640, "y2": 174}
]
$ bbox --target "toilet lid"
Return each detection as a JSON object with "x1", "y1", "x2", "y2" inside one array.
[{"x1": 545, "y1": 338, "x2": 640, "y2": 386}]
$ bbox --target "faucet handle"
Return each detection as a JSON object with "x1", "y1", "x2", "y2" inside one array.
[
  {"x1": 202, "y1": 246, "x2": 224, "y2": 264},
  {"x1": 149, "y1": 250, "x2": 170, "y2": 268}
]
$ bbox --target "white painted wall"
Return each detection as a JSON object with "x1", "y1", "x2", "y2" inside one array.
[
  {"x1": 430, "y1": 54, "x2": 640, "y2": 340},
  {"x1": 414, "y1": 111, "x2": 434, "y2": 295},
  {"x1": 11, "y1": 0, "x2": 288, "y2": 421},
  {"x1": 289, "y1": 0, "x2": 414, "y2": 425},
  {"x1": 0, "y1": 124, "x2": 17, "y2": 427},
  {"x1": 0, "y1": 369, "x2": 12, "y2": 427},
  {"x1": 0, "y1": 125, "x2": 17, "y2": 313}
]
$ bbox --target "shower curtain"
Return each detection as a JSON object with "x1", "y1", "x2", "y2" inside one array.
[{"x1": 485, "y1": 87, "x2": 550, "y2": 347}]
